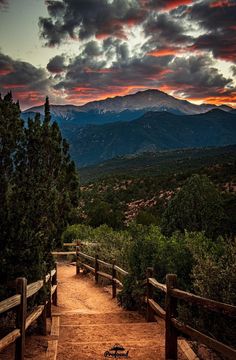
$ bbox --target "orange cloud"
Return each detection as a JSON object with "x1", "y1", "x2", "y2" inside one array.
[
  {"x1": 190, "y1": 95, "x2": 236, "y2": 107},
  {"x1": 148, "y1": 48, "x2": 181, "y2": 57},
  {"x1": 163, "y1": 0, "x2": 193, "y2": 10}
]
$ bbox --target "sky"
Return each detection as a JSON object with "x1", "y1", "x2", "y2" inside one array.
[{"x1": 0, "y1": 0, "x2": 236, "y2": 110}]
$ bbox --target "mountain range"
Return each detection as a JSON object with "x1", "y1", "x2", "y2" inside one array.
[
  {"x1": 21, "y1": 89, "x2": 236, "y2": 167},
  {"x1": 23, "y1": 89, "x2": 233, "y2": 126}
]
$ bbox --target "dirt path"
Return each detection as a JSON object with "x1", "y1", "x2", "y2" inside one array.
[
  {"x1": 0, "y1": 263, "x2": 185, "y2": 359},
  {"x1": 56, "y1": 263, "x2": 167, "y2": 360}
]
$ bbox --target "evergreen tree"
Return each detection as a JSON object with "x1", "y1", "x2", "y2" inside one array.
[
  {"x1": 0, "y1": 95, "x2": 80, "y2": 297},
  {"x1": 161, "y1": 174, "x2": 225, "y2": 238}
]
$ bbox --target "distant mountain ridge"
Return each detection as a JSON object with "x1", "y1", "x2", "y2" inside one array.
[
  {"x1": 64, "y1": 109, "x2": 236, "y2": 166},
  {"x1": 21, "y1": 90, "x2": 236, "y2": 168},
  {"x1": 23, "y1": 89, "x2": 233, "y2": 128}
]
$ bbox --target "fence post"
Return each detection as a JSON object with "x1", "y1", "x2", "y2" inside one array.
[
  {"x1": 95, "y1": 254, "x2": 99, "y2": 284},
  {"x1": 52, "y1": 263, "x2": 58, "y2": 306},
  {"x1": 165, "y1": 274, "x2": 178, "y2": 360},
  {"x1": 112, "y1": 260, "x2": 117, "y2": 299},
  {"x1": 15, "y1": 278, "x2": 27, "y2": 360},
  {"x1": 76, "y1": 242, "x2": 80, "y2": 275},
  {"x1": 146, "y1": 267, "x2": 154, "y2": 322},
  {"x1": 46, "y1": 273, "x2": 52, "y2": 319},
  {"x1": 38, "y1": 277, "x2": 48, "y2": 336}
]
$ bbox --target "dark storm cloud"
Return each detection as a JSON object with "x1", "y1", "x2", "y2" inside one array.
[
  {"x1": 47, "y1": 55, "x2": 66, "y2": 73},
  {"x1": 0, "y1": 52, "x2": 52, "y2": 107},
  {"x1": 39, "y1": 0, "x2": 146, "y2": 47},
  {"x1": 52, "y1": 46, "x2": 235, "y2": 105},
  {"x1": 165, "y1": 55, "x2": 233, "y2": 98},
  {"x1": 83, "y1": 41, "x2": 102, "y2": 57},
  {"x1": 142, "y1": 12, "x2": 191, "y2": 53},
  {"x1": 188, "y1": 0, "x2": 236, "y2": 62},
  {"x1": 54, "y1": 51, "x2": 173, "y2": 93}
]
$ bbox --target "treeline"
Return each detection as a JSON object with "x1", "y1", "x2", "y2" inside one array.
[{"x1": 0, "y1": 93, "x2": 80, "y2": 299}]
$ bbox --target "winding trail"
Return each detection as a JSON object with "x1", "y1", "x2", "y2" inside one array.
[{"x1": 55, "y1": 263, "x2": 167, "y2": 360}]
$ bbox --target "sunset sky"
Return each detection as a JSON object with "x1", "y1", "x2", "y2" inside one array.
[{"x1": 0, "y1": 0, "x2": 236, "y2": 109}]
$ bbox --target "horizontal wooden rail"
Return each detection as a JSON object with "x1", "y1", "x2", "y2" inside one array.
[
  {"x1": 97, "y1": 259, "x2": 113, "y2": 269},
  {"x1": 78, "y1": 252, "x2": 95, "y2": 261},
  {"x1": 52, "y1": 251, "x2": 76, "y2": 255},
  {"x1": 0, "y1": 294, "x2": 21, "y2": 315},
  {"x1": 114, "y1": 278, "x2": 123, "y2": 288},
  {"x1": 172, "y1": 318, "x2": 236, "y2": 360},
  {"x1": 80, "y1": 262, "x2": 95, "y2": 273},
  {"x1": 0, "y1": 266, "x2": 58, "y2": 359},
  {"x1": 0, "y1": 329, "x2": 21, "y2": 352},
  {"x1": 114, "y1": 265, "x2": 129, "y2": 276},
  {"x1": 97, "y1": 271, "x2": 113, "y2": 281},
  {"x1": 171, "y1": 288, "x2": 236, "y2": 316},
  {"x1": 25, "y1": 305, "x2": 44, "y2": 330},
  {"x1": 27, "y1": 280, "x2": 44, "y2": 298},
  {"x1": 149, "y1": 278, "x2": 167, "y2": 293},
  {"x1": 63, "y1": 243, "x2": 77, "y2": 247},
  {"x1": 148, "y1": 299, "x2": 166, "y2": 319}
]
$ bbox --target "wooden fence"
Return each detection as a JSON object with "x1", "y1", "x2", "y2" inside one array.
[
  {"x1": 76, "y1": 249, "x2": 236, "y2": 360},
  {"x1": 76, "y1": 249, "x2": 128, "y2": 298},
  {"x1": 0, "y1": 265, "x2": 58, "y2": 360}
]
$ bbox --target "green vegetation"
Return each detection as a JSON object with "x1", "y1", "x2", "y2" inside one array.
[
  {"x1": 0, "y1": 93, "x2": 80, "y2": 299},
  {"x1": 63, "y1": 164, "x2": 236, "y2": 348},
  {"x1": 161, "y1": 174, "x2": 226, "y2": 238}
]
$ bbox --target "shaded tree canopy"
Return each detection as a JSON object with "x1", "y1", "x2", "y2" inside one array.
[{"x1": 161, "y1": 174, "x2": 225, "y2": 238}]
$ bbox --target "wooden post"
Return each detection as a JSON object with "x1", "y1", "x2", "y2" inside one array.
[
  {"x1": 112, "y1": 260, "x2": 117, "y2": 299},
  {"x1": 95, "y1": 254, "x2": 99, "y2": 284},
  {"x1": 76, "y1": 242, "x2": 80, "y2": 275},
  {"x1": 40, "y1": 278, "x2": 47, "y2": 336},
  {"x1": 165, "y1": 274, "x2": 178, "y2": 360},
  {"x1": 15, "y1": 278, "x2": 27, "y2": 360},
  {"x1": 146, "y1": 267, "x2": 154, "y2": 322},
  {"x1": 46, "y1": 273, "x2": 52, "y2": 319},
  {"x1": 52, "y1": 263, "x2": 58, "y2": 306}
]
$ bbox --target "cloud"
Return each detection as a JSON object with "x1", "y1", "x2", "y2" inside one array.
[
  {"x1": 39, "y1": 0, "x2": 146, "y2": 46},
  {"x1": 142, "y1": 12, "x2": 191, "y2": 54},
  {"x1": 51, "y1": 39, "x2": 234, "y2": 106},
  {"x1": 187, "y1": 0, "x2": 236, "y2": 62},
  {"x1": 140, "y1": 0, "x2": 193, "y2": 11},
  {"x1": 0, "y1": 52, "x2": 52, "y2": 108},
  {"x1": 47, "y1": 55, "x2": 66, "y2": 73},
  {"x1": 163, "y1": 55, "x2": 233, "y2": 99}
]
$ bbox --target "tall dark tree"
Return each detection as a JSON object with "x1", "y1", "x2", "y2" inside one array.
[{"x1": 0, "y1": 95, "x2": 80, "y2": 297}]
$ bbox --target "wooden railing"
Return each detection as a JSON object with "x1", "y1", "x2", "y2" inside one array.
[
  {"x1": 76, "y1": 249, "x2": 128, "y2": 298},
  {"x1": 76, "y1": 249, "x2": 236, "y2": 360},
  {"x1": 0, "y1": 265, "x2": 58, "y2": 360},
  {"x1": 144, "y1": 268, "x2": 236, "y2": 360}
]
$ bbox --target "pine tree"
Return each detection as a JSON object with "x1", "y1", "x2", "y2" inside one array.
[{"x1": 0, "y1": 95, "x2": 80, "y2": 297}]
